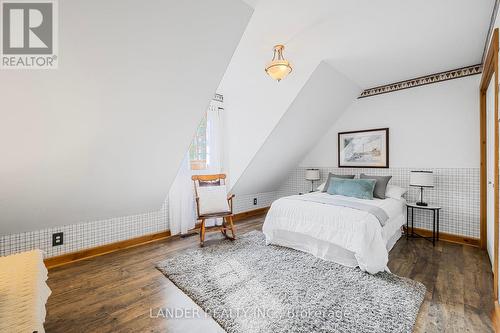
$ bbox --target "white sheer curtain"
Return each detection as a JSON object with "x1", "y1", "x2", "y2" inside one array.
[
  {"x1": 204, "y1": 100, "x2": 225, "y2": 227},
  {"x1": 168, "y1": 154, "x2": 196, "y2": 235},
  {"x1": 207, "y1": 101, "x2": 224, "y2": 174},
  {"x1": 168, "y1": 98, "x2": 225, "y2": 234}
]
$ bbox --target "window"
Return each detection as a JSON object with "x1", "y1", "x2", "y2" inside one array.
[
  {"x1": 189, "y1": 115, "x2": 208, "y2": 170},
  {"x1": 189, "y1": 95, "x2": 223, "y2": 171}
]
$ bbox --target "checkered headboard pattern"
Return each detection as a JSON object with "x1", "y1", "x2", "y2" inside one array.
[{"x1": 278, "y1": 167, "x2": 480, "y2": 238}]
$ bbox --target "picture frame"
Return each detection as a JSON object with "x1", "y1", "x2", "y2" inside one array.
[{"x1": 338, "y1": 128, "x2": 389, "y2": 168}]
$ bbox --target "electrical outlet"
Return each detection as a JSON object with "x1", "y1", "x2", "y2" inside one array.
[
  {"x1": 253, "y1": 198, "x2": 257, "y2": 205},
  {"x1": 52, "y1": 232, "x2": 63, "y2": 246}
]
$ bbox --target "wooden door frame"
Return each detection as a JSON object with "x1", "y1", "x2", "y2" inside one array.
[{"x1": 480, "y1": 28, "x2": 499, "y2": 301}]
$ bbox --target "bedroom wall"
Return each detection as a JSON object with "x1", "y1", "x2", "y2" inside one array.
[
  {"x1": 0, "y1": 191, "x2": 276, "y2": 258},
  {"x1": 231, "y1": 62, "x2": 360, "y2": 195},
  {"x1": 301, "y1": 75, "x2": 480, "y2": 168},
  {"x1": 219, "y1": 4, "x2": 336, "y2": 191},
  {"x1": 0, "y1": 0, "x2": 252, "y2": 235},
  {"x1": 0, "y1": 0, "x2": 254, "y2": 257},
  {"x1": 281, "y1": 75, "x2": 481, "y2": 238},
  {"x1": 220, "y1": 0, "x2": 492, "y2": 193}
]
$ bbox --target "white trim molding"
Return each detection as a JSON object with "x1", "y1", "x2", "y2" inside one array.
[{"x1": 483, "y1": 0, "x2": 500, "y2": 63}]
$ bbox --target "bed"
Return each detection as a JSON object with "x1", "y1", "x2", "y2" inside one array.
[{"x1": 262, "y1": 192, "x2": 406, "y2": 274}]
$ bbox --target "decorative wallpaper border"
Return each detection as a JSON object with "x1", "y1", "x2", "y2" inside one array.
[{"x1": 359, "y1": 64, "x2": 482, "y2": 99}]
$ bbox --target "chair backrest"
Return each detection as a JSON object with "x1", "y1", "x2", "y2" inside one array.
[
  {"x1": 191, "y1": 174, "x2": 227, "y2": 198},
  {"x1": 191, "y1": 174, "x2": 230, "y2": 217}
]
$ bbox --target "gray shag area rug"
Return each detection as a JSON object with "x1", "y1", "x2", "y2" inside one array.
[{"x1": 156, "y1": 231, "x2": 426, "y2": 333}]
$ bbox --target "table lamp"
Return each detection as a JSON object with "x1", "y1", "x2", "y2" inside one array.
[
  {"x1": 305, "y1": 169, "x2": 320, "y2": 193},
  {"x1": 410, "y1": 171, "x2": 434, "y2": 206}
]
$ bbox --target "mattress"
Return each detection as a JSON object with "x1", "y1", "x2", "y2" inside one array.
[
  {"x1": 262, "y1": 192, "x2": 406, "y2": 274},
  {"x1": 0, "y1": 250, "x2": 51, "y2": 333}
]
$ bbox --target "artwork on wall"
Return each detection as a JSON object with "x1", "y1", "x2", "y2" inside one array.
[{"x1": 338, "y1": 128, "x2": 389, "y2": 168}]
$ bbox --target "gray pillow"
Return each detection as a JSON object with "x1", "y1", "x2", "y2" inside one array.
[
  {"x1": 360, "y1": 174, "x2": 392, "y2": 199},
  {"x1": 322, "y1": 173, "x2": 355, "y2": 192}
]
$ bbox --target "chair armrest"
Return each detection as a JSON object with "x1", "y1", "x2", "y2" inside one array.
[
  {"x1": 227, "y1": 194, "x2": 235, "y2": 213},
  {"x1": 194, "y1": 197, "x2": 201, "y2": 217}
]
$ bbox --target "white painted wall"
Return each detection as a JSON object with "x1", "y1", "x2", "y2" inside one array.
[
  {"x1": 301, "y1": 75, "x2": 480, "y2": 168},
  {"x1": 0, "y1": 0, "x2": 252, "y2": 235},
  {"x1": 232, "y1": 62, "x2": 360, "y2": 194}
]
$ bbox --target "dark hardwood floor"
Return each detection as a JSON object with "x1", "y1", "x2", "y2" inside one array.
[{"x1": 45, "y1": 216, "x2": 494, "y2": 333}]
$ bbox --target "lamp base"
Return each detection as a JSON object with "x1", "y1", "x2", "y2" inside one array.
[
  {"x1": 309, "y1": 180, "x2": 315, "y2": 192},
  {"x1": 416, "y1": 202, "x2": 428, "y2": 207}
]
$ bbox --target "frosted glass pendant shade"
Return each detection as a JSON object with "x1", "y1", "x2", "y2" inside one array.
[{"x1": 265, "y1": 45, "x2": 292, "y2": 81}]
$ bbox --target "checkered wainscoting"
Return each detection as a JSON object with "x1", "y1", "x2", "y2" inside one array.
[
  {"x1": 1, "y1": 166, "x2": 479, "y2": 259},
  {"x1": 0, "y1": 190, "x2": 278, "y2": 259},
  {"x1": 277, "y1": 167, "x2": 480, "y2": 238},
  {"x1": 0, "y1": 201, "x2": 170, "y2": 258},
  {"x1": 232, "y1": 192, "x2": 278, "y2": 214}
]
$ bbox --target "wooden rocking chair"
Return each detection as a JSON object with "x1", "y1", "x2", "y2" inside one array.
[{"x1": 192, "y1": 174, "x2": 236, "y2": 247}]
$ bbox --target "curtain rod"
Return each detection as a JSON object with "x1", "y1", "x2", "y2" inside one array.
[{"x1": 212, "y1": 93, "x2": 223, "y2": 103}]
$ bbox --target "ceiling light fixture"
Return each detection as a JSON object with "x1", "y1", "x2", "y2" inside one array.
[{"x1": 265, "y1": 44, "x2": 292, "y2": 82}]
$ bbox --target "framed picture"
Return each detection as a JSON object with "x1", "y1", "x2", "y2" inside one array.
[{"x1": 338, "y1": 128, "x2": 389, "y2": 168}]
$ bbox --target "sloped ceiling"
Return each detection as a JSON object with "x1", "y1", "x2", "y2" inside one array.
[
  {"x1": 241, "y1": 0, "x2": 259, "y2": 8},
  {"x1": 0, "y1": 0, "x2": 252, "y2": 234},
  {"x1": 221, "y1": 0, "x2": 494, "y2": 195},
  {"x1": 232, "y1": 62, "x2": 360, "y2": 194}
]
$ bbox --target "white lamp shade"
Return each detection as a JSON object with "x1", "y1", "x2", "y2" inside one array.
[
  {"x1": 305, "y1": 169, "x2": 320, "y2": 181},
  {"x1": 410, "y1": 171, "x2": 434, "y2": 188}
]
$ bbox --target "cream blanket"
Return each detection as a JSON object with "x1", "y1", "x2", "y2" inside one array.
[{"x1": 0, "y1": 250, "x2": 51, "y2": 333}]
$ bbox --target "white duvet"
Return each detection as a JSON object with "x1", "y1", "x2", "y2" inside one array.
[{"x1": 262, "y1": 192, "x2": 406, "y2": 274}]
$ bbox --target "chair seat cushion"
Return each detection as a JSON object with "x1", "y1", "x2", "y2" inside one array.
[
  {"x1": 198, "y1": 185, "x2": 230, "y2": 215},
  {"x1": 199, "y1": 212, "x2": 232, "y2": 218}
]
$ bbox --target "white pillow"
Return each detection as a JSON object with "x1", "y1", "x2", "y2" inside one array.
[
  {"x1": 385, "y1": 185, "x2": 407, "y2": 199},
  {"x1": 316, "y1": 182, "x2": 327, "y2": 191},
  {"x1": 197, "y1": 185, "x2": 230, "y2": 215}
]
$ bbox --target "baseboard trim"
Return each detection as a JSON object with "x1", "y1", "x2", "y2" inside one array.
[
  {"x1": 44, "y1": 231, "x2": 171, "y2": 269},
  {"x1": 491, "y1": 303, "x2": 500, "y2": 332},
  {"x1": 44, "y1": 207, "x2": 270, "y2": 269},
  {"x1": 233, "y1": 206, "x2": 270, "y2": 221},
  {"x1": 403, "y1": 226, "x2": 480, "y2": 247}
]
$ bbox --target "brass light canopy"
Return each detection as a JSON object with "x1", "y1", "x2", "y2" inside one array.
[{"x1": 265, "y1": 44, "x2": 292, "y2": 82}]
